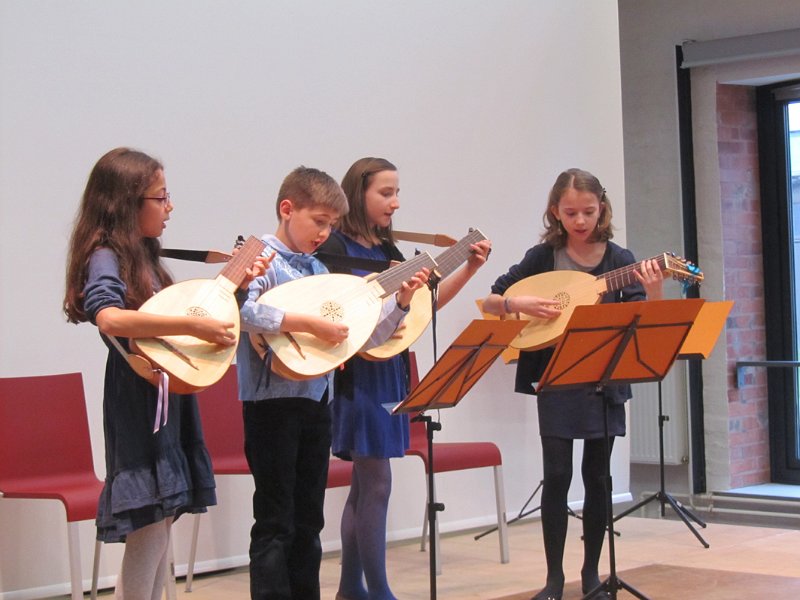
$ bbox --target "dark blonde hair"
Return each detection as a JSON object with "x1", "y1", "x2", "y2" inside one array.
[
  {"x1": 275, "y1": 166, "x2": 348, "y2": 219},
  {"x1": 541, "y1": 168, "x2": 614, "y2": 248},
  {"x1": 338, "y1": 157, "x2": 398, "y2": 244},
  {"x1": 64, "y1": 147, "x2": 172, "y2": 323}
]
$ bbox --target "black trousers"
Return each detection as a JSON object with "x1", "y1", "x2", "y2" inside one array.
[{"x1": 243, "y1": 397, "x2": 332, "y2": 600}]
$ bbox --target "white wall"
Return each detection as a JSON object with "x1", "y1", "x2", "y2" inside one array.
[
  {"x1": 619, "y1": 0, "x2": 800, "y2": 495},
  {"x1": 0, "y1": 1, "x2": 627, "y2": 596}
]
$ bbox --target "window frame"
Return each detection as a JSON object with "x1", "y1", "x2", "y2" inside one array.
[{"x1": 756, "y1": 79, "x2": 800, "y2": 483}]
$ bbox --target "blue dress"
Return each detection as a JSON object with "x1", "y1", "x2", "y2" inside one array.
[
  {"x1": 327, "y1": 233, "x2": 410, "y2": 460},
  {"x1": 83, "y1": 248, "x2": 216, "y2": 542}
]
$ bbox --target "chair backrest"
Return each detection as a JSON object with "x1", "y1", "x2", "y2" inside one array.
[
  {"x1": 197, "y1": 367, "x2": 356, "y2": 488},
  {"x1": 409, "y1": 413, "x2": 427, "y2": 448},
  {"x1": 327, "y1": 457, "x2": 353, "y2": 488},
  {"x1": 408, "y1": 351, "x2": 420, "y2": 388},
  {"x1": 406, "y1": 352, "x2": 427, "y2": 448},
  {"x1": 0, "y1": 373, "x2": 96, "y2": 489},
  {"x1": 195, "y1": 367, "x2": 249, "y2": 475}
]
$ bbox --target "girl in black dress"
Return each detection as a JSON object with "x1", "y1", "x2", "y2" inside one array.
[
  {"x1": 64, "y1": 147, "x2": 264, "y2": 599},
  {"x1": 483, "y1": 168, "x2": 663, "y2": 600}
]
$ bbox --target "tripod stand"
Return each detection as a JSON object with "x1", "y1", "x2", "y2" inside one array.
[
  {"x1": 586, "y1": 386, "x2": 648, "y2": 599},
  {"x1": 473, "y1": 480, "x2": 590, "y2": 541},
  {"x1": 614, "y1": 300, "x2": 732, "y2": 549},
  {"x1": 538, "y1": 298, "x2": 703, "y2": 600},
  {"x1": 613, "y1": 379, "x2": 709, "y2": 548},
  {"x1": 393, "y1": 319, "x2": 526, "y2": 600}
]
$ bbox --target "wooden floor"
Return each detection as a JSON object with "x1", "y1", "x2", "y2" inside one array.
[{"x1": 117, "y1": 514, "x2": 800, "y2": 600}]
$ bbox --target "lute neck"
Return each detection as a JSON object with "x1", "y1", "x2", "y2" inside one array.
[
  {"x1": 600, "y1": 253, "x2": 666, "y2": 292},
  {"x1": 433, "y1": 228, "x2": 487, "y2": 279},
  {"x1": 217, "y1": 236, "x2": 267, "y2": 289},
  {"x1": 373, "y1": 252, "x2": 436, "y2": 298}
]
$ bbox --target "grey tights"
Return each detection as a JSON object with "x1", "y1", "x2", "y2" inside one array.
[{"x1": 115, "y1": 516, "x2": 173, "y2": 600}]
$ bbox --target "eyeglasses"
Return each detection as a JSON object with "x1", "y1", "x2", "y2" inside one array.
[{"x1": 143, "y1": 192, "x2": 171, "y2": 205}]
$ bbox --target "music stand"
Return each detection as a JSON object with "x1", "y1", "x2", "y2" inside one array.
[
  {"x1": 473, "y1": 479, "x2": 586, "y2": 542},
  {"x1": 393, "y1": 318, "x2": 526, "y2": 600},
  {"x1": 471, "y1": 301, "x2": 585, "y2": 543},
  {"x1": 614, "y1": 300, "x2": 732, "y2": 548},
  {"x1": 537, "y1": 299, "x2": 704, "y2": 600}
]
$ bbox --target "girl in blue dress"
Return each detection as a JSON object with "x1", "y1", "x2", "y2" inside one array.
[
  {"x1": 64, "y1": 147, "x2": 264, "y2": 599},
  {"x1": 322, "y1": 157, "x2": 491, "y2": 600}
]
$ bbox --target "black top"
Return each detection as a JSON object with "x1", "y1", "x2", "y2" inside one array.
[
  {"x1": 83, "y1": 248, "x2": 216, "y2": 541},
  {"x1": 490, "y1": 241, "x2": 646, "y2": 439}
]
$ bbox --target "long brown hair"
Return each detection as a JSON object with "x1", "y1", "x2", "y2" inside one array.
[
  {"x1": 64, "y1": 147, "x2": 173, "y2": 323},
  {"x1": 541, "y1": 168, "x2": 614, "y2": 249},
  {"x1": 338, "y1": 157, "x2": 398, "y2": 244}
]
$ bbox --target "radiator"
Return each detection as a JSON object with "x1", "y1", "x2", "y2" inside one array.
[{"x1": 629, "y1": 369, "x2": 689, "y2": 465}]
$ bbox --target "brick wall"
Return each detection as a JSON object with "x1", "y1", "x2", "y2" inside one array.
[{"x1": 717, "y1": 83, "x2": 771, "y2": 488}]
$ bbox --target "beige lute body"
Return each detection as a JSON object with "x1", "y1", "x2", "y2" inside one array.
[
  {"x1": 130, "y1": 236, "x2": 266, "y2": 393},
  {"x1": 504, "y1": 252, "x2": 704, "y2": 351},
  {"x1": 360, "y1": 228, "x2": 488, "y2": 360},
  {"x1": 251, "y1": 251, "x2": 437, "y2": 379},
  {"x1": 504, "y1": 270, "x2": 607, "y2": 351},
  {"x1": 359, "y1": 286, "x2": 434, "y2": 361}
]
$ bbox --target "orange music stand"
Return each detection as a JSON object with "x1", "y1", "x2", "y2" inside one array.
[
  {"x1": 678, "y1": 300, "x2": 732, "y2": 360},
  {"x1": 393, "y1": 318, "x2": 526, "y2": 600},
  {"x1": 537, "y1": 298, "x2": 704, "y2": 600},
  {"x1": 614, "y1": 299, "x2": 732, "y2": 548},
  {"x1": 393, "y1": 319, "x2": 526, "y2": 414}
]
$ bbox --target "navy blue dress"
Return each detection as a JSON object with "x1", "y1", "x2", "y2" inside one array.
[
  {"x1": 490, "y1": 242, "x2": 645, "y2": 440},
  {"x1": 83, "y1": 248, "x2": 216, "y2": 542},
  {"x1": 323, "y1": 233, "x2": 411, "y2": 460}
]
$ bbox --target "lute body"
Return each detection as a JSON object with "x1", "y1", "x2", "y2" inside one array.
[
  {"x1": 360, "y1": 228, "x2": 488, "y2": 360},
  {"x1": 251, "y1": 251, "x2": 437, "y2": 379},
  {"x1": 503, "y1": 252, "x2": 703, "y2": 351},
  {"x1": 130, "y1": 236, "x2": 266, "y2": 393}
]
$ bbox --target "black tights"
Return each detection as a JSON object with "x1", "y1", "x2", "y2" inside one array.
[{"x1": 534, "y1": 436, "x2": 614, "y2": 598}]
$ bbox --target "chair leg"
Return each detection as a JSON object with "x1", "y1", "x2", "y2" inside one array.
[
  {"x1": 420, "y1": 496, "x2": 428, "y2": 552},
  {"x1": 185, "y1": 512, "x2": 202, "y2": 592},
  {"x1": 433, "y1": 502, "x2": 441, "y2": 576},
  {"x1": 493, "y1": 465, "x2": 510, "y2": 564},
  {"x1": 66, "y1": 521, "x2": 84, "y2": 600},
  {"x1": 164, "y1": 526, "x2": 177, "y2": 600},
  {"x1": 91, "y1": 539, "x2": 102, "y2": 599}
]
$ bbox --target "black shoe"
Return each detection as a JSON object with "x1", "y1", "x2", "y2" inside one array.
[
  {"x1": 581, "y1": 588, "x2": 611, "y2": 599},
  {"x1": 531, "y1": 587, "x2": 563, "y2": 600}
]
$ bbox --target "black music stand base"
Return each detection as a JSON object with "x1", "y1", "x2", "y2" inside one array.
[
  {"x1": 585, "y1": 576, "x2": 648, "y2": 600},
  {"x1": 474, "y1": 482, "x2": 589, "y2": 542},
  {"x1": 536, "y1": 300, "x2": 704, "y2": 600},
  {"x1": 412, "y1": 413, "x2": 445, "y2": 596},
  {"x1": 614, "y1": 382, "x2": 709, "y2": 549},
  {"x1": 393, "y1": 319, "x2": 527, "y2": 598},
  {"x1": 583, "y1": 395, "x2": 648, "y2": 600}
]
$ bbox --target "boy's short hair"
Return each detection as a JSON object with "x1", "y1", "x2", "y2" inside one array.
[{"x1": 276, "y1": 166, "x2": 349, "y2": 219}]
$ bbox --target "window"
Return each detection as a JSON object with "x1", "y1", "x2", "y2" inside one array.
[
  {"x1": 789, "y1": 102, "x2": 800, "y2": 467},
  {"x1": 757, "y1": 83, "x2": 800, "y2": 483}
]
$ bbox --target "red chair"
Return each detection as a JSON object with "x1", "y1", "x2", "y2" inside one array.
[
  {"x1": 185, "y1": 366, "x2": 247, "y2": 591},
  {"x1": 0, "y1": 373, "x2": 104, "y2": 600},
  {"x1": 185, "y1": 367, "x2": 353, "y2": 590},
  {"x1": 327, "y1": 456, "x2": 355, "y2": 489},
  {"x1": 404, "y1": 352, "x2": 509, "y2": 572}
]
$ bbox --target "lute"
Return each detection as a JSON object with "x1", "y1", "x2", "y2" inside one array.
[
  {"x1": 130, "y1": 236, "x2": 267, "y2": 393},
  {"x1": 503, "y1": 252, "x2": 703, "y2": 351},
  {"x1": 360, "y1": 228, "x2": 488, "y2": 360},
  {"x1": 250, "y1": 250, "x2": 438, "y2": 379}
]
